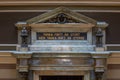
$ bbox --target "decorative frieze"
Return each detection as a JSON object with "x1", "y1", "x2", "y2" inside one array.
[
  {"x1": 31, "y1": 57, "x2": 93, "y2": 66},
  {"x1": 30, "y1": 40, "x2": 95, "y2": 52},
  {"x1": 30, "y1": 66, "x2": 93, "y2": 71}
]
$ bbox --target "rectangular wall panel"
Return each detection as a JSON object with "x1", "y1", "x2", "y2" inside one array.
[
  {"x1": 0, "y1": 64, "x2": 16, "y2": 69},
  {"x1": 107, "y1": 58, "x2": 120, "y2": 64},
  {"x1": 107, "y1": 69, "x2": 120, "y2": 79},
  {"x1": 0, "y1": 69, "x2": 16, "y2": 79},
  {"x1": 107, "y1": 64, "x2": 120, "y2": 69},
  {"x1": 0, "y1": 56, "x2": 16, "y2": 64}
]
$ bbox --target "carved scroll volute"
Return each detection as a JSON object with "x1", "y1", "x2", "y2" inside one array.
[
  {"x1": 95, "y1": 22, "x2": 108, "y2": 47},
  {"x1": 20, "y1": 26, "x2": 28, "y2": 47},
  {"x1": 15, "y1": 22, "x2": 31, "y2": 51},
  {"x1": 96, "y1": 27, "x2": 103, "y2": 47}
]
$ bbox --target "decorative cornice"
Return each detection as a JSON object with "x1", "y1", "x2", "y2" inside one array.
[{"x1": 0, "y1": 10, "x2": 120, "y2": 13}]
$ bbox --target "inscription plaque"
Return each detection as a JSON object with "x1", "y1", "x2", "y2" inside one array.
[{"x1": 37, "y1": 32, "x2": 87, "y2": 40}]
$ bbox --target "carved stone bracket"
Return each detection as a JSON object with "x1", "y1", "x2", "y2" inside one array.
[
  {"x1": 91, "y1": 53, "x2": 109, "y2": 73},
  {"x1": 13, "y1": 52, "x2": 32, "y2": 72},
  {"x1": 12, "y1": 53, "x2": 32, "y2": 80}
]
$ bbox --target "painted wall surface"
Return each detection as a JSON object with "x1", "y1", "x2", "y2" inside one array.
[
  {"x1": 0, "y1": 53, "x2": 16, "y2": 80},
  {"x1": 107, "y1": 53, "x2": 120, "y2": 80}
]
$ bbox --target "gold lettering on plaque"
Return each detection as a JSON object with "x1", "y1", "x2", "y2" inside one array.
[{"x1": 37, "y1": 32, "x2": 87, "y2": 40}]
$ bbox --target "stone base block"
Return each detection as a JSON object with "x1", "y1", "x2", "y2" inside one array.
[
  {"x1": 20, "y1": 47, "x2": 28, "y2": 52},
  {"x1": 95, "y1": 47, "x2": 105, "y2": 52}
]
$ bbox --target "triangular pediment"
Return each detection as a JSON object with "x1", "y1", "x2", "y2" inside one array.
[{"x1": 26, "y1": 7, "x2": 97, "y2": 25}]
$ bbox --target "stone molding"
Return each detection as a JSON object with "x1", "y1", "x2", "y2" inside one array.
[{"x1": 0, "y1": 1, "x2": 120, "y2": 7}]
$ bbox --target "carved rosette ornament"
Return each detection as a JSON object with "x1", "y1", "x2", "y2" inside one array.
[{"x1": 57, "y1": 13, "x2": 67, "y2": 24}]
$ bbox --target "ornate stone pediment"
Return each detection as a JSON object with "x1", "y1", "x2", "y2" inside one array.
[
  {"x1": 16, "y1": 7, "x2": 108, "y2": 30},
  {"x1": 26, "y1": 7, "x2": 97, "y2": 24}
]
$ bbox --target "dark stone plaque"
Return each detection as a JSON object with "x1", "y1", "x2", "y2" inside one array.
[{"x1": 37, "y1": 32, "x2": 87, "y2": 40}]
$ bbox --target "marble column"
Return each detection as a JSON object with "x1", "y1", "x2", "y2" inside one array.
[
  {"x1": 96, "y1": 72, "x2": 103, "y2": 80},
  {"x1": 33, "y1": 71, "x2": 39, "y2": 80},
  {"x1": 17, "y1": 72, "x2": 28, "y2": 80},
  {"x1": 90, "y1": 70, "x2": 96, "y2": 80},
  {"x1": 28, "y1": 70, "x2": 33, "y2": 80}
]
